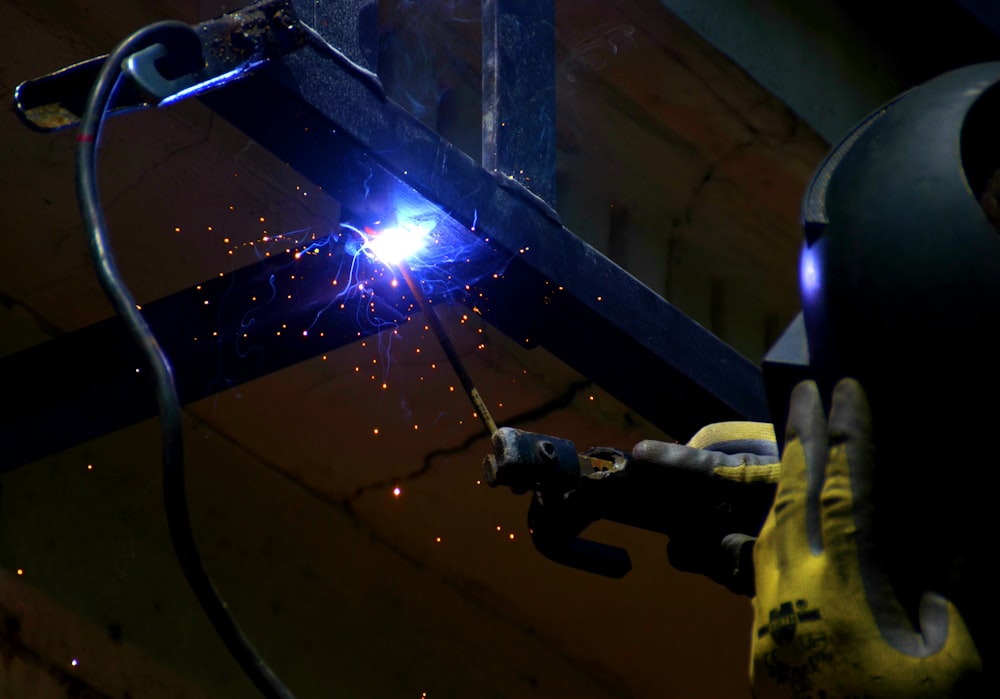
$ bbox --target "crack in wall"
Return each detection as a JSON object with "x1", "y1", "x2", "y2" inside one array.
[
  {"x1": 0, "y1": 291, "x2": 65, "y2": 340},
  {"x1": 665, "y1": 139, "x2": 753, "y2": 296},
  {"x1": 183, "y1": 392, "x2": 632, "y2": 697},
  {"x1": 104, "y1": 114, "x2": 219, "y2": 212},
  {"x1": 346, "y1": 378, "x2": 593, "y2": 504},
  {"x1": 7, "y1": 0, "x2": 101, "y2": 58}
]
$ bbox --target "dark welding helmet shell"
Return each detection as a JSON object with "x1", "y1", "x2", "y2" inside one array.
[
  {"x1": 797, "y1": 65, "x2": 1000, "y2": 668},
  {"x1": 800, "y1": 61, "x2": 1000, "y2": 424}
]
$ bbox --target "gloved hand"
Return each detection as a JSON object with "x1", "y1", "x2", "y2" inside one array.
[
  {"x1": 631, "y1": 421, "x2": 780, "y2": 595},
  {"x1": 751, "y1": 378, "x2": 982, "y2": 698}
]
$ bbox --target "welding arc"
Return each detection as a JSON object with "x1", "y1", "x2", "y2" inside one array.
[{"x1": 397, "y1": 261, "x2": 498, "y2": 436}]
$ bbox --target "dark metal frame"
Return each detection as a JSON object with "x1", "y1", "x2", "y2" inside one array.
[{"x1": 2, "y1": 0, "x2": 769, "y2": 471}]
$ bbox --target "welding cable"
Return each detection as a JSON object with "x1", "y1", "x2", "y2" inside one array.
[{"x1": 75, "y1": 21, "x2": 297, "y2": 699}]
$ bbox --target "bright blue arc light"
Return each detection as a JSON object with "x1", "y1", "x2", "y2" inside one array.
[{"x1": 363, "y1": 219, "x2": 435, "y2": 265}]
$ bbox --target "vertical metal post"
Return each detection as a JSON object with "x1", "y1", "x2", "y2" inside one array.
[
  {"x1": 482, "y1": 0, "x2": 557, "y2": 207},
  {"x1": 295, "y1": 0, "x2": 379, "y2": 71}
]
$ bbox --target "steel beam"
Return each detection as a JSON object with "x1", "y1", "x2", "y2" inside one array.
[
  {"x1": 0, "y1": 236, "x2": 433, "y2": 470},
  {"x1": 3, "y1": 0, "x2": 769, "y2": 471},
  {"x1": 482, "y1": 0, "x2": 557, "y2": 207}
]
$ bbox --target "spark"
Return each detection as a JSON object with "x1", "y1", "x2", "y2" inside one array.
[{"x1": 216, "y1": 198, "x2": 512, "y2": 455}]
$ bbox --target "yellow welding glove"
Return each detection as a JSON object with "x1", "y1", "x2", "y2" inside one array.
[
  {"x1": 751, "y1": 378, "x2": 983, "y2": 698},
  {"x1": 633, "y1": 420, "x2": 781, "y2": 481},
  {"x1": 631, "y1": 421, "x2": 780, "y2": 594}
]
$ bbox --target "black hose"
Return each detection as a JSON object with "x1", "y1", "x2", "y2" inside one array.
[{"x1": 75, "y1": 20, "x2": 297, "y2": 699}]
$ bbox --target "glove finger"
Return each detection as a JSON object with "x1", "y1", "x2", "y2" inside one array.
[
  {"x1": 631, "y1": 440, "x2": 747, "y2": 475},
  {"x1": 632, "y1": 439, "x2": 700, "y2": 465},
  {"x1": 720, "y1": 532, "x2": 757, "y2": 596},
  {"x1": 822, "y1": 377, "x2": 873, "y2": 554},
  {"x1": 825, "y1": 379, "x2": 891, "y2": 605},
  {"x1": 821, "y1": 377, "x2": 890, "y2": 644},
  {"x1": 774, "y1": 380, "x2": 827, "y2": 559},
  {"x1": 911, "y1": 592, "x2": 979, "y2": 661},
  {"x1": 667, "y1": 534, "x2": 757, "y2": 596},
  {"x1": 827, "y1": 378, "x2": 954, "y2": 657},
  {"x1": 685, "y1": 421, "x2": 781, "y2": 484},
  {"x1": 686, "y1": 421, "x2": 778, "y2": 457}
]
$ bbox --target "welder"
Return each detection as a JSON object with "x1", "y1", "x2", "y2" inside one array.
[{"x1": 632, "y1": 61, "x2": 1000, "y2": 696}]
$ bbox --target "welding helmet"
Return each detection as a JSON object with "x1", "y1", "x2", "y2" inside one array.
[
  {"x1": 798, "y1": 61, "x2": 1000, "y2": 666},
  {"x1": 801, "y1": 61, "x2": 1000, "y2": 411}
]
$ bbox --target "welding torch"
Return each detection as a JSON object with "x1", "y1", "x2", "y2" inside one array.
[
  {"x1": 397, "y1": 261, "x2": 497, "y2": 436},
  {"x1": 396, "y1": 261, "x2": 774, "y2": 591}
]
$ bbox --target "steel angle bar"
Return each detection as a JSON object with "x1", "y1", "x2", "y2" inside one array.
[
  {"x1": 482, "y1": 0, "x2": 558, "y2": 207},
  {"x1": 197, "y1": 12, "x2": 770, "y2": 438},
  {"x1": 3, "y1": 0, "x2": 769, "y2": 470},
  {"x1": 0, "y1": 237, "x2": 427, "y2": 471}
]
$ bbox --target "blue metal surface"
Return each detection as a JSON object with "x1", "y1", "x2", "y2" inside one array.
[
  {"x1": 2, "y1": 0, "x2": 770, "y2": 470},
  {"x1": 196, "y1": 45, "x2": 770, "y2": 437},
  {"x1": 0, "y1": 238, "x2": 429, "y2": 470},
  {"x1": 482, "y1": 0, "x2": 557, "y2": 207}
]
